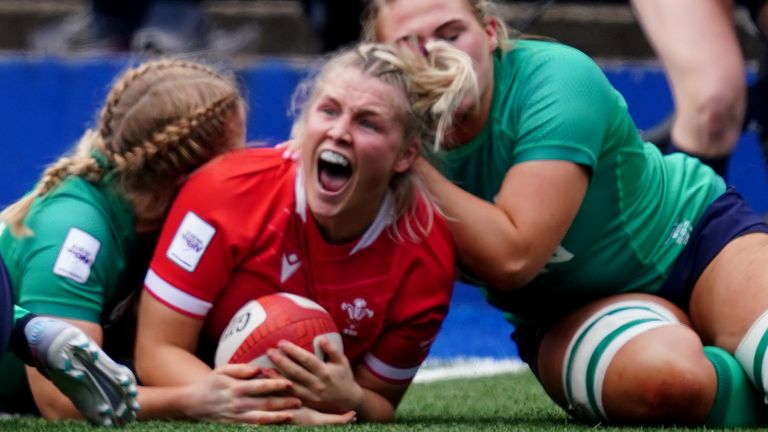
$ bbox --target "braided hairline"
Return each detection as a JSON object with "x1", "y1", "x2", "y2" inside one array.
[
  {"x1": 98, "y1": 60, "x2": 226, "y2": 142},
  {"x1": 110, "y1": 93, "x2": 241, "y2": 175}
]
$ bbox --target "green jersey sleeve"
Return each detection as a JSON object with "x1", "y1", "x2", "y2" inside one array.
[
  {"x1": 3, "y1": 179, "x2": 133, "y2": 323},
  {"x1": 509, "y1": 42, "x2": 618, "y2": 170}
]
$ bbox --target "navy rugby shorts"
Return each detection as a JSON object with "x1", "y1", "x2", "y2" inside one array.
[{"x1": 656, "y1": 186, "x2": 768, "y2": 309}]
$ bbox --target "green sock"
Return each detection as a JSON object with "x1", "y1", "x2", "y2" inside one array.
[{"x1": 705, "y1": 346, "x2": 768, "y2": 426}]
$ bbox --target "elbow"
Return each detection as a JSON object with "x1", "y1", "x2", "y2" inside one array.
[{"x1": 484, "y1": 258, "x2": 540, "y2": 292}]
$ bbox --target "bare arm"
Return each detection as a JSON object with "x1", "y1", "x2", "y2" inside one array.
[
  {"x1": 134, "y1": 290, "x2": 211, "y2": 385},
  {"x1": 416, "y1": 158, "x2": 589, "y2": 290},
  {"x1": 631, "y1": 0, "x2": 744, "y2": 155}
]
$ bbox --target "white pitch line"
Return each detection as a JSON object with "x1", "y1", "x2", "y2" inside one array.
[{"x1": 414, "y1": 357, "x2": 529, "y2": 383}]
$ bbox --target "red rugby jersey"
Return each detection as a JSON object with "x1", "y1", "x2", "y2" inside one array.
[{"x1": 145, "y1": 148, "x2": 455, "y2": 382}]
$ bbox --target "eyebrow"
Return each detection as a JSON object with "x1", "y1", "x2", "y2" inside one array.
[{"x1": 319, "y1": 94, "x2": 393, "y2": 119}]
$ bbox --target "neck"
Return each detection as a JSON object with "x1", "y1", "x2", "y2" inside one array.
[
  {"x1": 314, "y1": 212, "x2": 373, "y2": 245},
  {"x1": 312, "y1": 191, "x2": 389, "y2": 245}
]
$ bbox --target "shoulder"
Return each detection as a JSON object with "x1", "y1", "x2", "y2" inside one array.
[
  {"x1": 504, "y1": 40, "x2": 596, "y2": 69},
  {"x1": 165, "y1": 147, "x2": 297, "y2": 236},
  {"x1": 189, "y1": 147, "x2": 289, "y2": 181},
  {"x1": 182, "y1": 147, "x2": 295, "y2": 197},
  {"x1": 499, "y1": 40, "x2": 606, "y2": 90},
  {"x1": 25, "y1": 178, "x2": 118, "y2": 242}
]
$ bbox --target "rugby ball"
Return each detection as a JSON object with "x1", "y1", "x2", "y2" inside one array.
[{"x1": 214, "y1": 293, "x2": 343, "y2": 368}]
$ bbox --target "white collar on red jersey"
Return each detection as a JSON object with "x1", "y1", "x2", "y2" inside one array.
[{"x1": 294, "y1": 167, "x2": 395, "y2": 256}]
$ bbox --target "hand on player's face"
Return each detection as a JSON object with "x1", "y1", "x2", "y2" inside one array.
[
  {"x1": 265, "y1": 337, "x2": 364, "y2": 414},
  {"x1": 185, "y1": 363, "x2": 302, "y2": 424}
]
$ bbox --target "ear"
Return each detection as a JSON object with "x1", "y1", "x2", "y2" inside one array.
[
  {"x1": 393, "y1": 140, "x2": 420, "y2": 174},
  {"x1": 485, "y1": 17, "x2": 500, "y2": 52}
]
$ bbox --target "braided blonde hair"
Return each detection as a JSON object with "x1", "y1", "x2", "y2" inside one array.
[
  {"x1": 290, "y1": 42, "x2": 477, "y2": 240},
  {"x1": 362, "y1": 0, "x2": 511, "y2": 48},
  {"x1": 2, "y1": 58, "x2": 245, "y2": 236}
]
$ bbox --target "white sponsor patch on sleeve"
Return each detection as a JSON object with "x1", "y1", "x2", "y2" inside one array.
[
  {"x1": 166, "y1": 212, "x2": 216, "y2": 272},
  {"x1": 53, "y1": 228, "x2": 101, "y2": 283}
]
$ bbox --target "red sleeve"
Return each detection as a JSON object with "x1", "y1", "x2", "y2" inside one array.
[
  {"x1": 143, "y1": 150, "x2": 289, "y2": 319},
  {"x1": 363, "y1": 209, "x2": 456, "y2": 383}
]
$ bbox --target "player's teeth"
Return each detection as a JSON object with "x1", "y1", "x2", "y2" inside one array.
[{"x1": 319, "y1": 150, "x2": 349, "y2": 167}]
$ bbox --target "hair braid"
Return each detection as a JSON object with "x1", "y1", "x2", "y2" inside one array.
[
  {"x1": 99, "y1": 59, "x2": 226, "y2": 143},
  {"x1": 112, "y1": 93, "x2": 239, "y2": 176},
  {"x1": 99, "y1": 62, "x2": 164, "y2": 141}
]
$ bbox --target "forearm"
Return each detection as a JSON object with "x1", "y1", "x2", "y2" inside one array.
[
  {"x1": 136, "y1": 346, "x2": 211, "y2": 386},
  {"x1": 134, "y1": 385, "x2": 194, "y2": 420},
  {"x1": 416, "y1": 159, "x2": 538, "y2": 289},
  {"x1": 26, "y1": 365, "x2": 82, "y2": 420}
]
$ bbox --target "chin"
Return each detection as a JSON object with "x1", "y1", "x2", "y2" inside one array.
[{"x1": 307, "y1": 191, "x2": 343, "y2": 220}]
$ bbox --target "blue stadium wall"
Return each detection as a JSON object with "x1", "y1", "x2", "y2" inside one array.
[{"x1": 0, "y1": 56, "x2": 766, "y2": 361}]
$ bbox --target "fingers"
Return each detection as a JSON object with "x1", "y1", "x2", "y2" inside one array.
[
  {"x1": 289, "y1": 408, "x2": 357, "y2": 425},
  {"x1": 305, "y1": 409, "x2": 357, "y2": 425},
  {"x1": 282, "y1": 148, "x2": 300, "y2": 161},
  {"x1": 238, "y1": 375, "x2": 293, "y2": 396},
  {"x1": 268, "y1": 341, "x2": 322, "y2": 380},
  {"x1": 214, "y1": 362, "x2": 260, "y2": 379},
  {"x1": 226, "y1": 377, "x2": 303, "y2": 421},
  {"x1": 318, "y1": 336, "x2": 346, "y2": 364},
  {"x1": 232, "y1": 410, "x2": 294, "y2": 425},
  {"x1": 275, "y1": 140, "x2": 301, "y2": 161},
  {"x1": 275, "y1": 139, "x2": 300, "y2": 160},
  {"x1": 232, "y1": 394, "x2": 302, "y2": 413}
]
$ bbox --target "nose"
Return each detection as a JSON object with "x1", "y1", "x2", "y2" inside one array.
[{"x1": 326, "y1": 117, "x2": 351, "y2": 144}]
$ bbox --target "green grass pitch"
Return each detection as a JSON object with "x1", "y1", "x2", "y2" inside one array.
[{"x1": 0, "y1": 370, "x2": 744, "y2": 431}]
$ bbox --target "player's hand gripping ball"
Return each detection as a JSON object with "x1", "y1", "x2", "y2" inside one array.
[{"x1": 214, "y1": 293, "x2": 343, "y2": 368}]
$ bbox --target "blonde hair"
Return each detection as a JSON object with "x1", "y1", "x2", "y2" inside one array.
[
  {"x1": 362, "y1": 0, "x2": 511, "y2": 48},
  {"x1": 290, "y1": 42, "x2": 477, "y2": 240},
  {"x1": 2, "y1": 58, "x2": 245, "y2": 236}
]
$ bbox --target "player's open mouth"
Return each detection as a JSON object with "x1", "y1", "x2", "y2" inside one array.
[{"x1": 317, "y1": 149, "x2": 352, "y2": 193}]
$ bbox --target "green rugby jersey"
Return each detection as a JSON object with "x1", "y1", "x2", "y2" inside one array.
[
  {"x1": 0, "y1": 176, "x2": 147, "y2": 406},
  {"x1": 434, "y1": 40, "x2": 725, "y2": 326}
]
